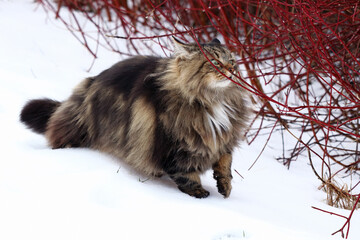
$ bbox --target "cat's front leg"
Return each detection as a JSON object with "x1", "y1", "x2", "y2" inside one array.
[
  {"x1": 213, "y1": 153, "x2": 233, "y2": 198},
  {"x1": 169, "y1": 172, "x2": 210, "y2": 198}
]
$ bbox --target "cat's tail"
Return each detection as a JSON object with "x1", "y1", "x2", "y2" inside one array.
[{"x1": 20, "y1": 98, "x2": 61, "y2": 134}]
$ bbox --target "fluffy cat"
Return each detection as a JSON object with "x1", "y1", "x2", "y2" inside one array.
[{"x1": 20, "y1": 38, "x2": 249, "y2": 198}]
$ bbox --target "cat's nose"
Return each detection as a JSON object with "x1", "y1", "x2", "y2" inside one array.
[{"x1": 227, "y1": 66, "x2": 235, "y2": 74}]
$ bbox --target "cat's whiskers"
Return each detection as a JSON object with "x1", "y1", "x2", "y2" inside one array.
[{"x1": 20, "y1": 37, "x2": 250, "y2": 199}]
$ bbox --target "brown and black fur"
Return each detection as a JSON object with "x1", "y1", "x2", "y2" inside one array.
[{"x1": 20, "y1": 38, "x2": 250, "y2": 198}]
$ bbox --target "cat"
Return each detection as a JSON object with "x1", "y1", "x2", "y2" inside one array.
[{"x1": 20, "y1": 37, "x2": 250, "y2": 198}]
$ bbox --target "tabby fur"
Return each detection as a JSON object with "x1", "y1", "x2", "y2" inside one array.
[{"x1": 20, "y1": 38, "x2": 250, "y2": 198}]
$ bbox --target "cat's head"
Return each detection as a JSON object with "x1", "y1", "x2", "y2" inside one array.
[{"x1": 168, "y1": 37, "x2": 240, "y2": 101}]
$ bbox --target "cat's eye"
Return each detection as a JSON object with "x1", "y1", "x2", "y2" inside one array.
[
  {"x1": 229, "y1": 59, "x2": 236, "y2": 65},
  {"x1": 211, "y1": 59, "x2": 220, "y2": 66}
]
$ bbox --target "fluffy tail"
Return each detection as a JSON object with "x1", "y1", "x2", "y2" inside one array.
[{"x1": 20, "y1": 98, "x2": 61, "y2": 134}]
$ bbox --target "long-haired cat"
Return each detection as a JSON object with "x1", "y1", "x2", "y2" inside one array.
[{"x1": 20, "y1": 38, "x2": 249, "y2": 198}]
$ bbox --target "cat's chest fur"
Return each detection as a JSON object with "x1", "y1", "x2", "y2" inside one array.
[
  {"x1": 162, "y1": 97, "x2": 239, "y2": 157},
  {"x1": 206, "y1": 102, "x2": 235, "y2": 145}
]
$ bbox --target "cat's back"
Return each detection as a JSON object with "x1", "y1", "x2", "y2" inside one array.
[
  {"x1": 95, "y1": 55, "x2": 164, "y2": 95},
  {"x1": 82, "y1": 56, "x2": 166, "y2": 175}
]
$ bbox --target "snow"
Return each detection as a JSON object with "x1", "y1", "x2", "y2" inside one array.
[{"x1": 0, "y1": 1, "x2": 359, "y2": 240}]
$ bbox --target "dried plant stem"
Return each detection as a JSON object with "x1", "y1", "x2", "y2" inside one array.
[{"x1": 37, "y1": 0, "x2": 360, "y2": 237}]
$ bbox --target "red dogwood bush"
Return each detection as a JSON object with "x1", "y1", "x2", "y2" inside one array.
[{"x1": 37, "y1": 0, "x2": 360, "y2": 238}]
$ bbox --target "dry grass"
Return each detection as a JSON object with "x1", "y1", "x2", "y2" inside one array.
[
  {"x1": 37, "y1": 1, "x2": 360, "y2": 237},
  {"x1": 320, "y1": 179, "x2": 360, "y2": 210}
]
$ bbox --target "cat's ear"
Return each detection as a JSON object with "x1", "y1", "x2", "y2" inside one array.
[
  {"x1": 210, "y1": 38, "x2": 221, "y2": 45},
  {"x1": 172, "y1": 37, "x2": 193, "y2": 56}
]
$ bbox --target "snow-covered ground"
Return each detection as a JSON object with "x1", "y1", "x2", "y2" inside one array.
[{"x1": 0, "y1": 1, "x2": 359, "y2": 239}]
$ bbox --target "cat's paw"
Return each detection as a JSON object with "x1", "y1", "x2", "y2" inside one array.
[
  {"x1": 180, "y1": 186, "x2": 210, "y2": 198},
  {"x1": 214, "y1": 174, "x2": 232, "y2": 198},
  {"x1": 191, "y1": 188, "x2": 210, "y2": 198}
]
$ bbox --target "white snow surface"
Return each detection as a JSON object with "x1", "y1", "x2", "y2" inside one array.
[{"x1": 0, "y1": 1, "x2": 359, "y2": 240}]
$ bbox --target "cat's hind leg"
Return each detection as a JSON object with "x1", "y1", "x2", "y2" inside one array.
[
  {"x1": 213, "y1": 153, "x2": 233, "y2": 198},
  {"x1": 46, "y1": 102, "x2": 89, "y2": 149},
  {"x1": 169, "y1": 172, "x2": 210, "y2": 198}
]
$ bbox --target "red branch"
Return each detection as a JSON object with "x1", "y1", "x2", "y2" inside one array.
[
  {"x1": 36, "y1": 0, "x2": 360, "y2": 237},
  {"x1": 313, "y1": 194, "x2": 360, "y2": 239}
]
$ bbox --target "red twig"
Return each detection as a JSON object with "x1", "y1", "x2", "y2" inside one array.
[
  {"x1": 36, "y1": 0, "x2": 360, "y2": 236},
  {"x1": 313, "y1": 193, "x2": 360, "y2": 239}
]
